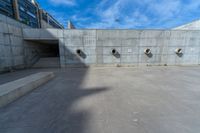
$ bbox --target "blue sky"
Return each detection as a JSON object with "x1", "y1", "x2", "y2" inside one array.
[{"x1": 37, "y1": 0, "x2": 200, "y2": 29}]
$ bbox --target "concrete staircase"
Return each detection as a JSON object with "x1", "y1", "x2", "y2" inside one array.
[{"x1": 33, "y1": 57, "x2": 60, "y2": 68}]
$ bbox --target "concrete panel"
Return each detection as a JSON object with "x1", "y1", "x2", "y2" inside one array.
[
  {"x1": 10, "y1": 36, "x2": 23, "y2": 46},
  {"x1": 0, "y1": 57, "x2": 12, "y2": 67},
  {"x1": 170, "y1": 30, "x2": 188, "y2": 38},
  {"x1": 185, "y1": 37, "x2": 200, "y2": 47},
  {"x1": 6, "y1": 17, "x2": 21, "y2": 28},
  {"x1": 0, "y1": 14, "x2": 6, "y2": 23},
  {"x1": 64, "y1": 30, "x2": 96, "y2": 47},
  {"x1": 0, "y1": 45, "x2": 11, "y2": 57},
  {"x1": 182, "y1": 54, "x2": 199, "y2": 64},
  {"x1": 121, "y1": 39, "x2": 139, "y2": 47},
  {"x1": 59, "y1": 56, "x2": 66, "y2": 68},
  {"x1": 65, "y1": 54, "x2": 84, "y2": 64},
  {"x1": 64, "y1": 30, "x2": 96, "y2": 37},
  {"x1": 167, "y1": 55, "x2": 176, "y2": 65},
  {"x1": 57, "y1": 30, "x2": 64, "y2": 38},
  {"x1": 12, "y1": 46, "x2": 23, "y2": 56},
  {"x1": 23, "y1": 29, "x2": 41, "y2": 39},
  {"x1": 84, "y1": 55, "x2": 96, "y2": 64},
  {"x1": 103, "y1": 55, "x2": 121, "y2": 64},
  {"x1": 0, "y1": 22, "x2": 8, "y2": 33},
  {"x1": 184, "y1": 46, "x2": 200, "y2": 55},
  {"x1": 84, "y1": 47, "x2": 96, "y2": 55},
  {"x1": 97, "y1": 30, "x2": 141, "y2": 39},
  {"x1": 121, "y1": 54, "x2": 138, "y2": 64},
  {"x1": 65, "y1": 37, "x2": 84, "y2": 46},
  {"x1": 168, "y1": 38, "x2": 186, "y2": 47},
  {"x1": 0, "y1": 33, "x2": 4, "y2": 44},
  {"x1": 102, "y1": 39, "x2": 122, "y2": 47},
  {"x1": 2, "y1": 34, "x2": 10, "y2": 45},
  {"x1": 139, "y1": 30, "x2": 165, "y2": 38},
  {"x1": 39, "y1": 29, "x2": 58, "y2": 39},
  {"x1": 121, "y1": 47, "x2": 139, "y2": 55},
  {"x1": 8, "y1": 25, "x2": 22, "y2": 36},
  {"x1": 13, "y1": 56, "x2": 24, "y2": 66},
  {"x1": 138, "y1": 52, "x2": 162, "y2": 65},
  {"x1": 58, "y1": 38, "x2": 65, "y2": 56},
  {"x1": 160, "y1": 54, "x2": 168, "y2": 65},
  {"x1": 65, "y1": 46, "x2": 84, "y2": 55}
]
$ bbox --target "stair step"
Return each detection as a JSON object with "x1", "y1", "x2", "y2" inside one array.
[{"x1": 33, "y1": 57, "x2": 60, "y2": 68}]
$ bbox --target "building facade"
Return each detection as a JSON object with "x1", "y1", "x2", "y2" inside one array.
[
  {"x1": 0, "y1": 0, "x2": 15, "y2": 18},
  {"x1": 0, "y1": 0, "x2": 63, "y2": 29},
  {"x1": 39, "y1": 9, "x2": 64, "y2": 29}
]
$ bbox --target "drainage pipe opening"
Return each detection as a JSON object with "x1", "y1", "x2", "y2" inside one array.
[
  {"x1": 76, "y1": 49, "x2": 82, "y2": 55},
  {"x1": 175, "y1": 48, "x2": 182, "y2": 54},
  {"x1": 112, "y1": 49, "x2": 117, "y2": 55},
  {"x1": 144, "y1": 48, "x2": 151, "y2": 55}
]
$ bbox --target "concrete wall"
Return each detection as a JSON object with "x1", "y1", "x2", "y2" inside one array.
[
  {"x1": 173, "y1": 20, "x2": 200, "y2": 30},
  {"x1": 1, "y1": 19, "x2": 200, "y2": 72},
  {"x1": 95, "y1": 30, "x2": 200, "y2": 66},
  {"x1": 0, "y1": 14, "x2": 30, "y2": 29},
  {"x1": 0, "y1": 21, "x2": 24, "y2": 72},
  {"x1": 0, "y1": 15, "x2": 40, "y2": 73},
  {"x1": 23, "y1": 29, "x2": 200, "y2": 67}
]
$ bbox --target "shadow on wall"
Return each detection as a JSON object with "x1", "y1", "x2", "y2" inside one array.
[{"x1": 0, "y1": 29, "x2": 109, "y2": 133}]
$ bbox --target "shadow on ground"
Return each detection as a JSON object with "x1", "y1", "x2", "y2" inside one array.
[{"x1": 0, "y1": 31, "x2": 109, "y2": 133}]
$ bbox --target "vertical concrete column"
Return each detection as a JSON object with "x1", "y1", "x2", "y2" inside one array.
[
  {"x1": 35, "y1": 6, "x2": 41, "y2": 28},
  {"x1": 13, "y1": 0, "x2": 20, "y2": 20}
]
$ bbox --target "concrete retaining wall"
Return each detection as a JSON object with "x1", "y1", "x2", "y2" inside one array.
[
  {"x1": 0, "y1": 15, "x2": 40, "y2": 73},
  {"x1": 1, "y1": 18, "x2": 200, "y2": 72},
  {"x1": 52, "y1": 30, "x2": 199, "y2": 67},
  {"x1": 22, "y1": 29, "x2": 200, "y2": 67}
]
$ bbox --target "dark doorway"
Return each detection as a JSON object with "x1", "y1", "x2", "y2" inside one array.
[
  {"x1": 26, "y1": 39, "x2": 60, "y2": 68},
  {"x1": 39, "y1": 42, "x2": 60, "y2": 58}
]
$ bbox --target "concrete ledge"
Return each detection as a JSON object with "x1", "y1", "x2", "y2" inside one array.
[{"x1": 0, "y1": 72, "x2": 55, "y2": 107}]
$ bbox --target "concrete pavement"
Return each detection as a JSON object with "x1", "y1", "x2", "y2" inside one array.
[{"x1": 0, "y1": 66, "x2": 200, "y2": 133}]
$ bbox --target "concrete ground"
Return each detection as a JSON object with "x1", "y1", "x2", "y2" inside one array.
[{"x1": 0, "y1": 66, "x2": 200, "y2": 133}]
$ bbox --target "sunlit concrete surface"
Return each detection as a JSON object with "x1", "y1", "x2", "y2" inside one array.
[{"x1": 0, "y1": 66, "x2": 200, "y2": 133}]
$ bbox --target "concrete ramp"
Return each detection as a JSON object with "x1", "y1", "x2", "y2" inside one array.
[
  {"x1": 0, "y1": 72, "x2": 54, "y2": 107},
  {"x1": 33, "y1": 57, "x2": 60, "y2": 68}
]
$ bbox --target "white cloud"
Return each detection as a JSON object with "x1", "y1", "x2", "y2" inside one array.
[
  {"x1": 46, "y1": 0, "x2": 200, "y2": 29},
  {"x1": 85, "y1": 0, "x2": 200, "y2": 29},
  {"x1": 49, "y1": 0, "x2": 76, "y2": 6},
  {"x1": 87, "y1": 0, "x2": 150, "y2": 29}
]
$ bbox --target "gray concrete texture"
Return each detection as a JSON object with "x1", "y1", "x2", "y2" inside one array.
[
  {"x1": 0, "y1": 21, "x2": 24, "y2": 72},
  {"x1": 0, "y1": 66, "x2": 200, "y2": 133},
  {"x1": 23, "y1": 29, "x2": 200, "y2": 67},
  {"x1": 0, "y1": 72, "x2": 54, "y2": 107},
  {"x1": 0, "y1": 17, "x2": 44, "y2": 72}
]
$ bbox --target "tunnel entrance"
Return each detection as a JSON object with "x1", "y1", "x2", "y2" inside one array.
[
  {"x1": 37, "y1": 41, "x2": 59, "y2": 58},
  {"x1": 25, "y1": 39, "x2": 60, "y2": 68}
]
